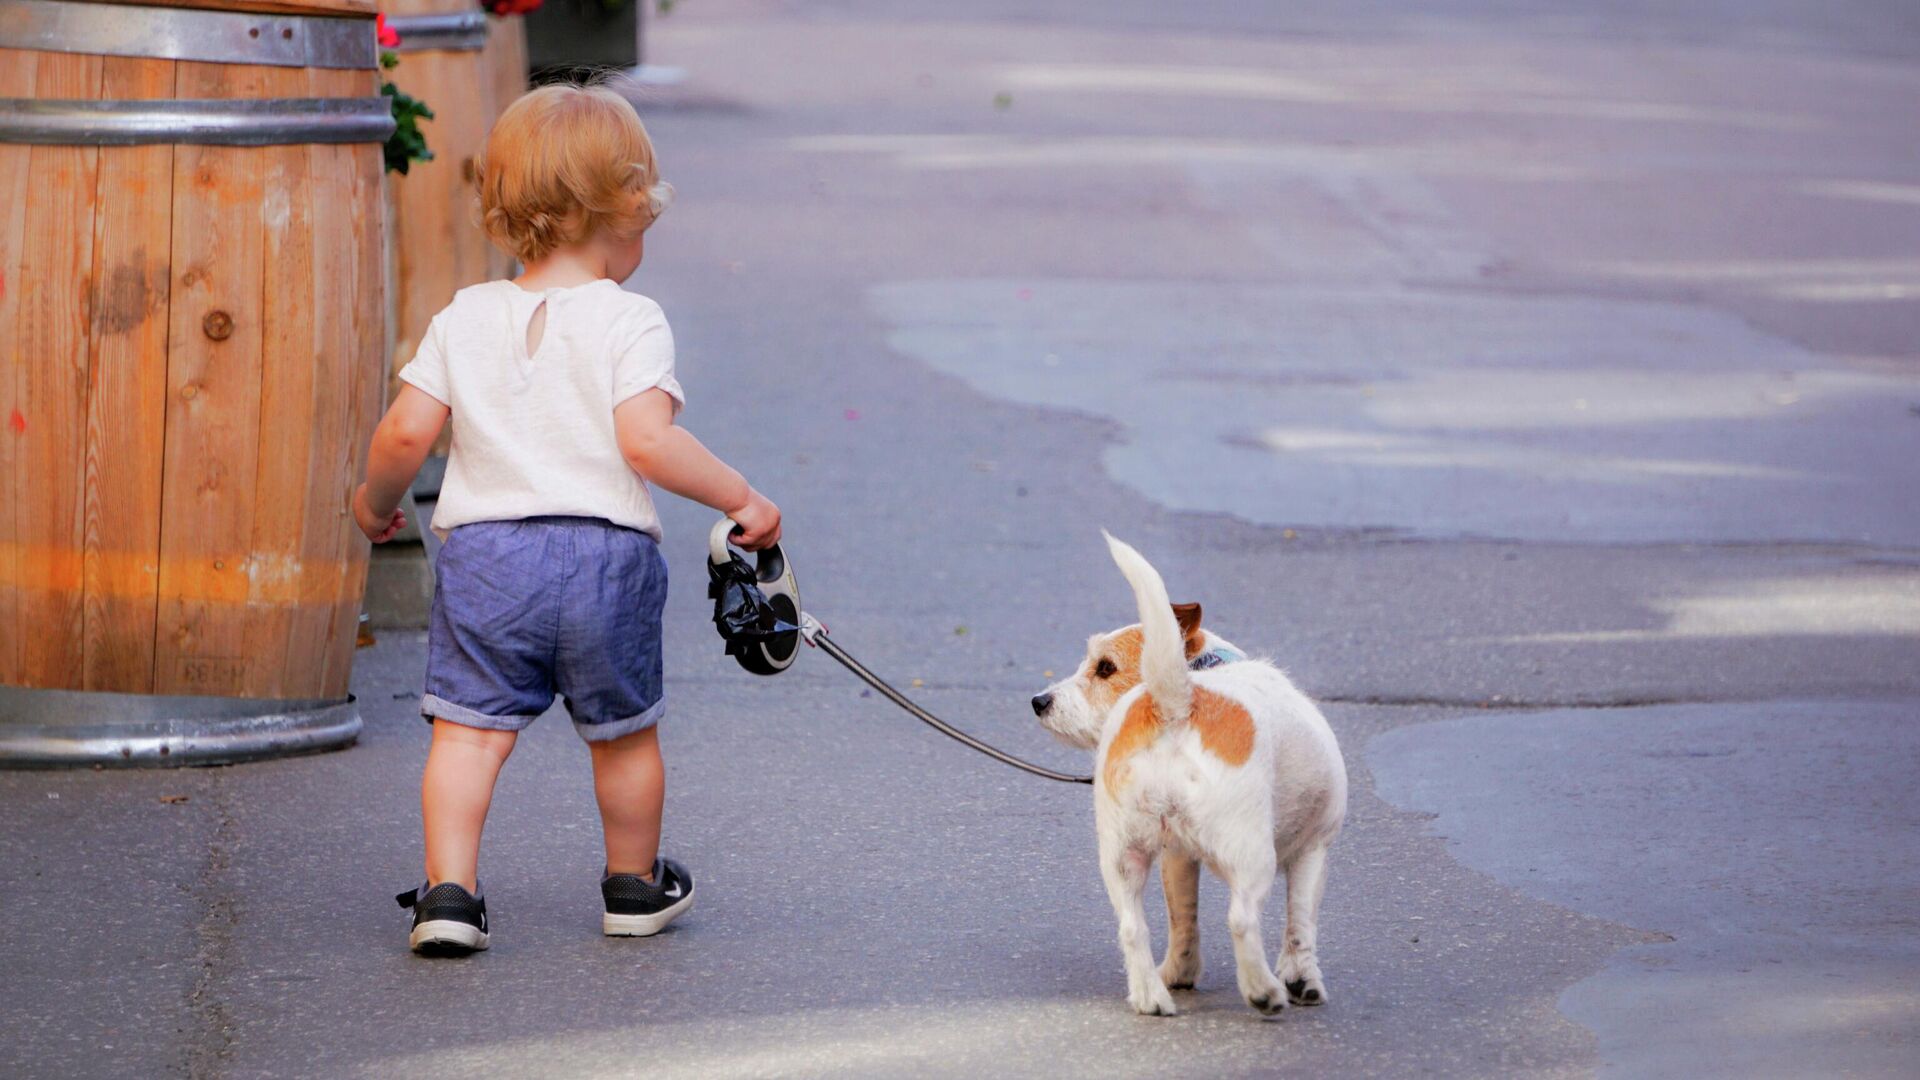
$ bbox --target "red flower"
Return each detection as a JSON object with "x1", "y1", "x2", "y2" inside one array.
[{"x1": 376, "y1": 13, "x2": 400, "y2": 48}]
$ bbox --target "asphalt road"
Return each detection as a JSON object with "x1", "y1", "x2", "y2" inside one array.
[{"x1": 4, "y1": 1, "x2": 1917, "y2": 1076}]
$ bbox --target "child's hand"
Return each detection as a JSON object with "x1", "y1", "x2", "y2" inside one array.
[
  {"x1": 728, "y1": 489, "x2": 782, "y2": 550},
  {"x1": 353, "y1": 484, "x2": 407, "y2": 544}
]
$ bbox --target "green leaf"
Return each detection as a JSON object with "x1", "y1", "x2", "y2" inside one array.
[{"x1": 382, "y1": 81, "x2": 436, "y2": 175}]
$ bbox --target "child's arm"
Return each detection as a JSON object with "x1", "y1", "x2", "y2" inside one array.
[
  {"x1": 614, "y1": 388, "x2": 782, "y2": 549},
  {"x1": 352, "y1": 385, "x2": 451, "y2": 543}
]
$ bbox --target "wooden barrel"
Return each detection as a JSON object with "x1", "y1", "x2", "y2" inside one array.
[
  {"x1": 382, "y1": 0, "x2": 524, "y2": 390},
  {"x1": 483, "y1": 11, "x2": 529, "y2": 143},
  {"x1": 0, "y1": 0, "x2": 389, "y2": 764}
]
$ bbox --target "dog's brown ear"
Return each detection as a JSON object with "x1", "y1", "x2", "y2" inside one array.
[{"x1": 1172, "y1": 603, "x2": 1205, "y2": 658}]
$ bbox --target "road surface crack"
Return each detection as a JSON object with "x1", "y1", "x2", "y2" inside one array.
[
  {"x1": 1320, "y1": 693, "x2": 1715, "y2": 710},
  {"x1": 183, "y1": 782, "x2": 240, "y2": 1080}
]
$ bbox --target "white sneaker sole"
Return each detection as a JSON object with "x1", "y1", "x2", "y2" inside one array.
[
  {"x1": 602, "y1": 885, "x2": 694, "y2": 937},
  {"x1": 410, "y1": 919, "x2": 489, "y2": 954}
]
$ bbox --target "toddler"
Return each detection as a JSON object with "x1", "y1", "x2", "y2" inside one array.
[{"x1": 353, "y1": 84, "x2": 780, "y2": 955}]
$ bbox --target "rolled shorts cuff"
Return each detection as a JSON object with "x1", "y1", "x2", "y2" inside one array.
[
  {"x1": 573, "y1": 697, "x2": 666, "y2": 743},
  {"x1": 421, "y1": 694, "x2": 542, "y2": 733}
]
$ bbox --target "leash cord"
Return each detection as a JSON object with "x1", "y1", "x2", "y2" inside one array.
[{"x1": 799, "y1": 616, "x2": 1094, "y2": 785}]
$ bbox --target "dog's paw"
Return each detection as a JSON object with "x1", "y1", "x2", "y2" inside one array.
[
  {"x1": 1241, "y1": 972, "x2": 1289, "y2": 1017},
  {"x1": 1244, "y1": 987, "x2": 1287, "y2": 1017},
  {"x1": 1278, "y1": 953, "x2": 1328, "y2": 1006},
  {"x1": 1285, "y1": 977, "x2": 1327, "y2": 1006},
  {"x1": 1129, "y1": 983, "x2": 1178, "y2": 1017},
  {"x1": 1158, "y1": 953, "x2": 1201, "y2": 991}
]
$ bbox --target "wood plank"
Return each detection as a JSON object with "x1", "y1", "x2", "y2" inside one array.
[
  {"x1": 486, "y1": 13, "x2": 530, "y2": 112},
  {"x1": 82, "y1": 55, "x2": 176, "y2": 693},
  {"x1": 242, "y1": 63, "x2": 320, "y2": 699},
  {"x1": 323, "y1": 69, "x2": 388, "y2": 697},
  {"x1": 91, "y1": 0, "x2": 377, "y2": 17},
  {"x1": 387, "y1": 43, "x2": 496, "y2": 462},
  {"x1": 303, "y1": 65, "x2": 382, "y2": 699},
  {"x1": 426, "y1": 46, "x2": 496, "y2": 297},
  {"x1": 152, "y1": 59, "x2": 271, "y2": 698},
  {"x1": 388, "y1": 46, "x2": 494, "y2": 394},
  {"x1": 0, "y1": 48, "x2": 40, "y2": 687},
  {"x1": 328, "y1": 139, "x2": 385, "y2": 697},
  {"x1": 14, "y1": 52, "x2": 105, "y2": 689},
  {"x1": 382, "y1": 0, "x2": 466, "y2": 18},
  {"x1": 483, "y1": 15, "x2": 528, "y2": 281}
]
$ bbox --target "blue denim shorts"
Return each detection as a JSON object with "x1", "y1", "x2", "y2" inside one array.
[{"x1": 423, "y1": 516, "x2": 668, "y2": 742}]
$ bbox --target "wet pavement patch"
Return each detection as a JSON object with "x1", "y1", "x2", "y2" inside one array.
[
  {"x1": 1367, "y1": 699, "x2": 1920, "y2": 1077},
  {"x1": 873, "y1": 279, "x2": 1920, "y2": 545}
]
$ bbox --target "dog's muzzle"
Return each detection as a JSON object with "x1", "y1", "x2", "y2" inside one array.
[{"x1": 1031, "y1": 692, "x2": 1054, "y2": 716}]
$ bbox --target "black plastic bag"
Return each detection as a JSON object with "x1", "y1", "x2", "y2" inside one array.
[{"x1": 707, "y1": 551, "x2": 797, "y2": 658}]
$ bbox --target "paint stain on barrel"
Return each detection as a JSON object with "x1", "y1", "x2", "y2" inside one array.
[
  {"x1": 8, "y1": 410, "x2": 24, "y2": 434},
  {"x1": 91, "y1": 255, "x2": 166, "y2": 336}
]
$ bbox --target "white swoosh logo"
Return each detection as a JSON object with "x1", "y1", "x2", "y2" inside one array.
[{"x1": 664, "y1": 883, "x2": 683, "y2": 898}]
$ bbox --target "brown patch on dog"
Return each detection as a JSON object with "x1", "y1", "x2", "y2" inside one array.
[
  {"x1": 1085, "y1": 627, "x2": 1144, "y2": 715},
  {"x1": 1102, "y1": 686, "x2": 1255, "y2": 789},
  {"x1": 1191, "y1": 687, "x2": 1255, "y2": 766},
  {"x1": 1102, "y1": 692, "x2": 1162, "y2": 790},
  {"x1": 1173, "y1": 602, "x2": 1205, "y2": 659}
]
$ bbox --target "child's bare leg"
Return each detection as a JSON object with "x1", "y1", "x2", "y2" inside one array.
[
  {"x1": 589, "y1": 726, "x2": 665, "y2": 878},
  {"x1": 421, "y1": 719, "x2": 518, "y2": 890}
]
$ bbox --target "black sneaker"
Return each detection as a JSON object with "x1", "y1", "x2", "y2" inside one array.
[
  {"x1": 601, "y1": 858, "x2": 694, "y2": 937},
  {"x1": 396, "y1": 882, "x2": 490, "y2": 955}
]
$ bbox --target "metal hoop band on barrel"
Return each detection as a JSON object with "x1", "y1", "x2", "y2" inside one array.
[
  {"x1": 0, "y1": 96, "x2": 397, "y2": 146},
  {"x1": 0, "y1": 688, "x2": 361, "y2": 768},
  {"x1": 388, "y1": 12, "x2": 489, "y2": 53},
  {"x1": 0, "y1": 0, "x2": 378, "y2": 69}
]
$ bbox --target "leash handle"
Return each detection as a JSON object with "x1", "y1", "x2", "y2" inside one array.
[
  {"x1": 799, "y1": 615, "x2": 1094, "y2": 785},
  {"x1": 708, "y1": 517, "x2": 744, "y2": 566}
]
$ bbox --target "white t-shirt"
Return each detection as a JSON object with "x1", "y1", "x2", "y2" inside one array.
[{"x1": 399, "y1": 279, "x2": 685, "y2": 540}]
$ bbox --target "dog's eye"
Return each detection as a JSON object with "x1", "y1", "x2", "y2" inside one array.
[{"x1": 1094, "y1": 658, "x2": 1117, "y2": 679}]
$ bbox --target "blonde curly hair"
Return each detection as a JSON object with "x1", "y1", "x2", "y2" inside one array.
[{"x1": 476, "y1": 84, "x2": 673, "y2": 264}]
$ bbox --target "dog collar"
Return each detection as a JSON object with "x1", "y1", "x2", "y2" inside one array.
[{"x1": 1189, "y1": 644, "x2": 1246, "y2": 671}]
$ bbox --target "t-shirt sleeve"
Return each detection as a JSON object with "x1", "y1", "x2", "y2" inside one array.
[
  {"x1": 611, "y1": 303, "x2": 684, "y2": 413},
  {"x1": 397, "y1": 313, "x2": 451, "y2": 405}
]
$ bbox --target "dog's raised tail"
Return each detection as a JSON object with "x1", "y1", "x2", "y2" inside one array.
[{"x1": 1104, "y1": 532, "x2": 1192, "y2": 721}]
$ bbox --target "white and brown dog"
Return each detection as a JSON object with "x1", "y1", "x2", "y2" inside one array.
[{"x1": 1032, "y1": 534, "x2": 1346, "y2": 1017}]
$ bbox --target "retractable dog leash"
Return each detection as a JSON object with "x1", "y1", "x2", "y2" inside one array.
[{"x1": 707, "y1": 519, "x2": 1092, "y2": 785}]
